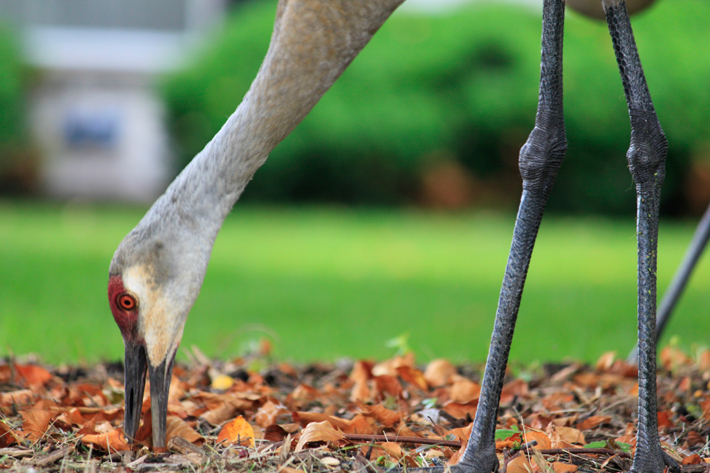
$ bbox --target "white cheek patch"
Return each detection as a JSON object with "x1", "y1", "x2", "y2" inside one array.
[{"x1": 123, "y1": 265, "x2": 182, "y2": 367}]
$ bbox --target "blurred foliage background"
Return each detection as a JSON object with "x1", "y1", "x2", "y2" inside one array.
[
  {"x1": 163, "y1": 0, "x2": 710, "y2": 216},
  {"x1": 0, "y1": 24, "x2": 33, "y2": 194},
  {"x1": 2, "y1": 1, "x2": 710, "y2": 363}
]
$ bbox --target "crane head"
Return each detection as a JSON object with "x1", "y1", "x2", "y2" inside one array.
[{"x1": 108, "y1": 216, "x2": 211, "y2": 449}]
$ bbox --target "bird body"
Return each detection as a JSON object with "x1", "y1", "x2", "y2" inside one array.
[{"x1": 109, "y1": 1, "x2": 684, "y2": 471}]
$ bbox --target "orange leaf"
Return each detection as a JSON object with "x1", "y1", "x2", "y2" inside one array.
[
  {"x1": 552, "y1": 462, "x2": 578, "y2": 473},
  {"x1": 200, "y1": 403, "x2": 237, "y2": 426},
  {"x1": 446, "y1": 423, "x2": 473, "y2": 466},
  {"x1": 166, "y1": 416, "x2": 205, "y2": 446},
  {"x1": 15, "y1": 364, "x2": 53, "y2": 387},
  {"x1": 21, "y1": 410, "x2": 54, "y2": 441},
  {"x1": 81, "y1": 428, "x2": 131, "y2": 453},
  {"x1": 396, "y1": 366, "x2": 428, "y2": 391},
  {"x1": 660, "y1": 346, "x2": 691, "y2": 370},
  {"x1": 263, "y1": 424, "x2": 288, "y2": 441},
  {"x1": 216, "y1": 416, "x2": 254, "y2": 447},
  {"x1": 446, "y1": 422, "x2": 473, "y2": 444},
  {"x1": 523, "y1": 431, "x2": 552, "y2": 450},
  {"x1": 699, "y1": 350, "x2": 710, "y2": 372},
  {"x1": 254, "y1": 401, "x2": 289, "y2": 427},
  {"x1": 541, "y1": 392, "x2": 574, "y2": 410},
  {"x1": 500, "y1": 379, "x2": 528, "y2": 404},
  {"x1": 374, "y1": 375, "x2": 403, "y2": 399},
  {"x1": 0, "y1": 421, "x2": 19, "y2": 447},
  {"x1": 360, "y1": 442, "x2": 403, "y2": 460},
  {"x1": 341, "y1": 414, "x2": 378, "y2": 435},
  {"x1": 0, "y1": 389, "x2": 34, "y2": 407},
  {"x1": 682, "y1": 454, "x2": 703, "y2": 465},
  {"x1": 595, "y1": 352, "x2": 617, "y2": 371},
  {"x1": 657, "y1": 410, "x2": 674, "y2": 430},
  {"x1": 575, "y1": 416, "x2": 611, "y2": 431},
  {"x1": 505, "y1": 454, "x2": 532, "y2": 473},
  {"x1": 450, "y1": 378, "x2": 481, "y2": 404},
  {"x1": 292, "y1": 412, "x2": 351, "y2": 430},
  {"x1": 442, "y1": 401, "x2": 478, "y2": 420},
  {"x1": 424, "y1": 359, "x2": 456, "y2": 387},
  {"x1": 349, "y1": 362, "x2": 373, "y2": 402},
  {"x1": 554, "y1": 426, "x2": 585, "y2": 445},
  {"x1": 358, "y1": 404, "x2": 401, "y2": 428},
  {"x1": 294, "y1": 420, "x2": 345, "y2": 451}
]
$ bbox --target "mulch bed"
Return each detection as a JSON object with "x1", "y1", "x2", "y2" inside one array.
[{"x1": 2, "y1": 345, "x2": 710, "y2": 472}]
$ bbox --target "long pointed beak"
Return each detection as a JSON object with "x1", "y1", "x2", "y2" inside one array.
[
  {"x1": 123, "y1": 341, "x2": 148, "y2": 443},
  {"x1": 148, "y1": 354, "x2": 176, "y2": 450}
]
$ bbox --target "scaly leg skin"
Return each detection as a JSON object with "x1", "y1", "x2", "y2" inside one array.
[
  {"x1": 629, "y1": 202, "x2": 710, "y2": 363},
  {"x1": 604, "y1": 1, "x2": 679, "y2": 472},
  {"x1": 453, "y1": 1, "x2": 568, "y2": 471}
]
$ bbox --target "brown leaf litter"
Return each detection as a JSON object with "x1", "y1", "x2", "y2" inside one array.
[{"x1": 2, "y1": 346, "x2": 710, "y2": 472}]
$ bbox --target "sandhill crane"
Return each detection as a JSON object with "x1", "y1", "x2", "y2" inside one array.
[{"x1": 108, "y1": 0, "x2": 685, "y2": 471}]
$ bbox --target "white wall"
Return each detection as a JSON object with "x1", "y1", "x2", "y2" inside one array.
[{"x1": 32, "y1": 72, "x2": 170, "y2": 202}]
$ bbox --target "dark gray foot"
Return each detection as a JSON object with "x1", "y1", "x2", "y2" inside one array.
[
  {"x1": 631, "y1": 445, "x2": 679, "y2": 473},
  {"x1": 453, "y1": 445, "x2": 499, "y2": 473}
]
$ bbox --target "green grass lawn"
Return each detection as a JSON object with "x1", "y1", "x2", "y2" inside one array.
[{"x1": 1, "y1": 200, "x2": 709, "y2": 365}]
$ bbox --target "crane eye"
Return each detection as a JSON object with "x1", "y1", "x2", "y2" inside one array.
[{"x1": 118, "y1": 293, "x2": 137, "y2": 311}]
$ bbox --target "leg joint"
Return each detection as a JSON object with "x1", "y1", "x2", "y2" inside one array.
[
  {"x1": 519, "y1": 125, "x2": 567, "y2": 189},
  {"x1": 626, "y1": 109, "x2": 667, "y2": 186}
]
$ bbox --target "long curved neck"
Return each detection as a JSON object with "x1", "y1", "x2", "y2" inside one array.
[{"x1": 159, "y1": 0, "x2": 404, "y2": 234}]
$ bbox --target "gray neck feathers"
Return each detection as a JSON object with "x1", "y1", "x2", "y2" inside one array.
[{"x1": 130, "y1": 0, "x2": 404, "y2": 270}]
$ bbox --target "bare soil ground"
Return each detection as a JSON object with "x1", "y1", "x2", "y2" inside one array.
[{"x1": 2, "y1": 346, "x2": 710, "y2": 472}]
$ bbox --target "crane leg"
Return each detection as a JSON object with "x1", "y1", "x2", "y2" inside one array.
[
  {"x1": 628, "y1": 201, "x2": 710, "y2": 363},
  {"x1": 454, "y1": 1, "x2": 567, "y2": 471},
  {"x1": 604, "y1": 1, "x2": 679, "y2": 472}
]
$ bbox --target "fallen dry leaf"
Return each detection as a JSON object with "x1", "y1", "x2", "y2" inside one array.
[
  {"x1": 0, "y1": 389, "x2": 34, "y2": 407},
  {"x1": 81, "y1": 428, "x2": 131, "y2": 453},
  {"x1": 361, "y1": 441, "x2": 403, "y2": 461},
  {"x1": 424, "y1": 359, "x2": 456, "y2": 387},
  {"x1": 166, "y1": 416, "x2": 204, "y2": 446},
  {"x1": 1, "y1": 346, "x2": 708, "y2": 472},
  {"x1": 292, "y1": 411, "x2": 351, "y2": 430},
  {"x1": 14, "y1": 364, "x2": 53, "y2": 387},
  {"x1": 450, "y1": 377, "x2": 481, "y2": 404},
  {"x1": 396, "y1": 366, "x2": 428, "y2": 390},
  {"x1": 523, "y1": 430, "x2": 552, "y2": 450},
  {"x1": 442, "y1": 400, "x2": 478, "y2": 421},
  {"x1": 294, "y1": 420, "x2": 345, "y2": 452},
  {"x1": 211, "y1": 374, "x2": 234, "y2": 391},
  {"x1": 552, "y1": 461, "x2": 579, "y2": 473},
  {"x1": 596, "y1": 352, "x2": 617, "y2": 371},
  {"x1": 217, "y1": 415, "x2": 254, "y2": 447},
  {"x1": 21, "y1": 410, "x2": 54, "y2": 441},
  {"x1": 500, "y1": 379, "x2": 528, "y2": 404},
  {"x1": 507, "y1": 453, "x2": 535, "y2": 473},
  {"x1": 341, "y1": 413, "x2": 378, "y2": 435},
  {"x1": 699, "y1": 350, "x2": 710, "y2": 372},
  {"x1": 255, "y1": 400, "x2": 290, "y2": 427},
  {"x1": 553, "y1": 426, "x2": 585, "y2": 445},
  {"x1": 358, "y1": 403, "x2": 401, "y2": 428},
  {"x1": 0, "y1": 420, "x2": 19, "y2": 447},
  {"x1": 575, "y1": 415, "x2": 611, "y2": 431},
  {"x1": 683, "y1": 454, "x2": 703, "y2": 465},
  {"x1": 660, "y1": 346, "x2": 692, "y2": 370},
  {"x1": 373, "y1": 375, "x2": 403, "y2": 399}
]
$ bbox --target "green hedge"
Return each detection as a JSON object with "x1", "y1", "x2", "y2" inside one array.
[
  {"x1": 163, "y1": 0, "x2": 710, "y2": 215},
  {"x1": 0, "y1": 24, "x2": 26, "y2": 179}
]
